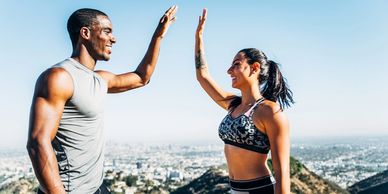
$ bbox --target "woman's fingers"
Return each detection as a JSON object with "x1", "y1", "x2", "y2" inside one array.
[
  {"x1": 196, "y1": 8, "x2": 208, "y2": 38},
  {"x1": 202, "y1": 8, "x2": 207, "y2": 21}
]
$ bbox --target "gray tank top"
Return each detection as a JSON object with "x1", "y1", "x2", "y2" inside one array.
[{"x1": 51, "y1": 58, "x2": 107, "y2": 193}]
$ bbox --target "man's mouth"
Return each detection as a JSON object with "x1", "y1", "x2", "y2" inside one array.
[{"x1": 106, "y1": 45, "x2": 112, "y2": 53}]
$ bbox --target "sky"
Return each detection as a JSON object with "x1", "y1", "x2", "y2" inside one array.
[{"x1": 1, "y1": 0, "x2": 387, "y2": 148}]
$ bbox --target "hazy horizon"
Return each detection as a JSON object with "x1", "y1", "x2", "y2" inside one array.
[{"x1": 2, "y1": 133, "x2": 388, "y2": 150}]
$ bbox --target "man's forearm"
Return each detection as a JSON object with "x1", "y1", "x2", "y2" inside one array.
[
  {"x1": 27, "y1": 140, "x2": 66, "y2": 194},
  {"x1": 133, "y1": 6, "x2": 176, "y2": 85},
  {"x1": 135, "y1": 35, "x2": 163, "y2": 84}
]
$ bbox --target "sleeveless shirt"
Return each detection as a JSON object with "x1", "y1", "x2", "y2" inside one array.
[{"x1": 51, "y1": 58, "x2": 107, "y2": 193}]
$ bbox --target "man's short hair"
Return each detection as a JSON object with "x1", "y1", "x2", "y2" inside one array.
[{"x1": 67, "y1": 8, "x2": 108, "y2": 48}]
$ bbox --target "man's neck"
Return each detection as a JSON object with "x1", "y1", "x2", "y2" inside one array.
[{"x1": 71, "y1": 46, "x2": 97, "y2": 71}]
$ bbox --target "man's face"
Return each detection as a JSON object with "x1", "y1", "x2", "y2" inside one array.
[{"x1": 88, "y1": 15, "x2": 116, "y2": 61}]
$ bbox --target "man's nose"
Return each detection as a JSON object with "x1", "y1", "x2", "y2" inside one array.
[{"x1": 111, "y1": 35, "x2": 117, "y2": 44}]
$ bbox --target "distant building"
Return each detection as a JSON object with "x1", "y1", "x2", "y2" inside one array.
[
  {"x1": 168, "y1": 170, "x2": 183, "y2": 182},
  {"x1": 136, "y1": 162, "x2": 142, "y2": 169}
]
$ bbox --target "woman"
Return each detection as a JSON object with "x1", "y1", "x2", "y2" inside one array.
[{"x1": 195, "y1": 9, "x2": 293, "y2": 194}]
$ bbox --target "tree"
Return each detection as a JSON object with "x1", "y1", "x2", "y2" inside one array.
[{"x1": 125, "y1": 175, "x2": 138, "y2": 187}]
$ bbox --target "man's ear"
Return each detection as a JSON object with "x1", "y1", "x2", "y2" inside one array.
[{"x1": 80, "y1": 27, "x2": 91, "y2": 40}]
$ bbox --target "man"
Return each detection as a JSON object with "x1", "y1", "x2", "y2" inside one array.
[{"x1": 27, "y1": 6, "x2": 177, "y2": 194}]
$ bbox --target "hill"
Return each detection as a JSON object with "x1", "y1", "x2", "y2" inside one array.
[
  {"x1": 172, "y1": 157, "x2": 349, "y2": 194},
  {"x1": 348, "y1": 169, "x2": 388, "y2": 194},
  {"x1": 0, "y1": 157, "x2": 353, "y2": 194},
  {"x1": 0, "y1": 177, "x2": 38, "y2": 194}
]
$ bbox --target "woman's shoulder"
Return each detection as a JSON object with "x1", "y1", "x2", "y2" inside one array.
[
  {"x1": 253, "y1": 100, "x2": 288, "y2": 133},
  {"x1": 253, "y1": 99, "x2": 287, "y2": 124},
  {"x1": 256, "y1": 100, "x2": 282, "y2": 116}
]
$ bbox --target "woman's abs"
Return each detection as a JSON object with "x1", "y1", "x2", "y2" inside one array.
[{"x1": 224, "y1": 144, "x2": 271, "y2": 180}]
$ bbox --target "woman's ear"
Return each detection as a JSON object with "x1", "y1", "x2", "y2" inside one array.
[
  {"x1": 80, "y1": 27, "x2": 91, "y2": 40},
  {"x1": 252, "y1": 62, "x2": 261, "y2": 73}
]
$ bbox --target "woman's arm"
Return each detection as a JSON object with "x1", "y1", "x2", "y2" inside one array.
[
  {"x1": 195, "y1": 9, "x2": 235, "y2": 110},
  {"x1": 254, "y1": 102, "x2": 290, "y2": 194}
]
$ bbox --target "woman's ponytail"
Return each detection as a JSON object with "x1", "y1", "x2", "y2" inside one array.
[
  {"x1": 228, "y1": 48, "x2": 294, "y2": 110},
  {"x1": 261, "y1": 60, "x2": 294, "y2": 109}
]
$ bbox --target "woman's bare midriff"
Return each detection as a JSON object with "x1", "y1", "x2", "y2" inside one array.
[{"x1": 224, "y1": 144, "x2": 271, "y2": 180}]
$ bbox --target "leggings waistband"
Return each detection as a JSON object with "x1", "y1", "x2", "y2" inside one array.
[{"x1": 230, "y1": 175, "x2": 276, "y2": 191}]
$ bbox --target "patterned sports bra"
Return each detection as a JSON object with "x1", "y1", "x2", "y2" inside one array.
[{"x1": 218, "y1": 98, "x2": 270, "y2": 154}]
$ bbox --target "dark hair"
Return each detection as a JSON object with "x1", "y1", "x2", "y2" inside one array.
[
  {"x1": 67, "y1": 8, "x2": 108, "y2": 48},
  {"x1": 229, "y1": 48, "x2": 294, "y2": 110}
]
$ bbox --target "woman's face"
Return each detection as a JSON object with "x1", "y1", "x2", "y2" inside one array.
[{"x1": 227, "y1": 52, "x2": 256, "y2": 89}]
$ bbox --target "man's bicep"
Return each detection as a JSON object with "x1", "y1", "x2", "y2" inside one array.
[
  {"x1": 29, "y1": 97, "x2": 65, "y2": 140},
  {"x1": 28, "y1": 68, "x2": 73, "y2": 141}
]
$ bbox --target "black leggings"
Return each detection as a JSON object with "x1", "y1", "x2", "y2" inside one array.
[
  {"x1": 229, "y1": 175, "x2": 276, "y2": 194},
  {"x1": 37, "y1": 182, "x2": 110, "y2": 194}
]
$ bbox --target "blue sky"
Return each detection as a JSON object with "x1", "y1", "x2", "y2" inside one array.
[{"x1": 1, "y1": 1, "x2": 387, "y2": 148}]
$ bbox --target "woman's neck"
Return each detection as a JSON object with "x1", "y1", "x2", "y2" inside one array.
[{"x1": 240, "y1": 83, "x2": 262, "y2": 106}]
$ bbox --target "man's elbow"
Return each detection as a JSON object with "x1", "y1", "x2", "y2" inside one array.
[
  {"x1": 26, "y1": 138, "x2": 40, "y2": 158},
  {"x1": 137, "y1": 76, "x2": 151, "y2": 87},
  {"x1": 134, "y1": 70, "x2": 152, "y2": 87},
  {"x1": 26, "y1": 136, "x2": 49, "y2": 159},
  {"x1": 142, "y1": 78, "x2": 151, "y2": 86},
  {"x1": 132, "y1": 78, "x2": 150, "y2": 90}
]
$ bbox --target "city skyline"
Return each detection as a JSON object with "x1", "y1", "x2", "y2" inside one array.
[
  {"x1": 1, "y1": 1, "x2": 388, "y2": 148},
  {"x1": 1, "y1": 136, "x2": 387, "y2": 191}
]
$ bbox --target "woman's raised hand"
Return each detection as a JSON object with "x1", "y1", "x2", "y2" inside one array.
[{"x1": 195, "y1": 8, "x2": 207, "y2": 39}]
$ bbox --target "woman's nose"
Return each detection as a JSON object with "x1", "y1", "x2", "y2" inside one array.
[{"x1": 227, "y1": 66, "x2": 232, "y2": 74}]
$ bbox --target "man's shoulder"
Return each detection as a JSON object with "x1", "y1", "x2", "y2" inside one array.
[
  {"x1": 43, "y1": 59, "x2": 74, "y2": 84},
  {"x1": 35, "y1": 62, "x2": 73, "y2": 98},
  {"x1": 52, "y1": 58, "x2": 72, "y2": 69},
  {"x1": 41, "y1": 58, "x2": 72, "y2": 80},
  {"x1": 45, "y1": 67, "x2": 70, "y2": 79}
]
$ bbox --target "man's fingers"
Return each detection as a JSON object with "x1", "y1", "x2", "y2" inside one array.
[
  {"x1": 160, "y1": 15, "x2": 166, "y2": 23},
  {"x1": 169, "y1": 6, "x2": 178, "y2": 18},
  {"x1": 165, "y1": 5, "x2": 173, "y2": 14},
  {"x1": 171, "y1": 5, "x2": 178, "y2": 14},
  {"x1": 170, "y1": 16, "x2": 177, "y2": 23},
  {"x1": 161, "y1": 5, "x2": 178, "y2": 24},
  {"x1": 166, "y1": 5, "x2": 177, "y2": 16}
]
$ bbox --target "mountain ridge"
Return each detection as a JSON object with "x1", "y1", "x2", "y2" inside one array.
[
  {"x1": 348, "y1": 169, "x2": 388, "y2": 194},
  {"x1": 173, "y1": 157, "x2": 349, "y2": 194}
]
